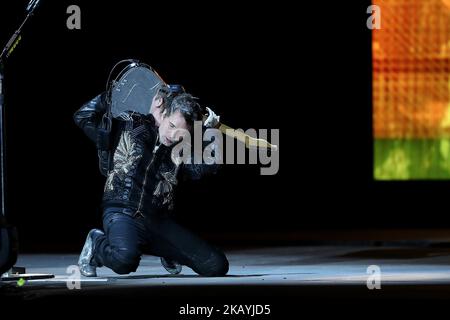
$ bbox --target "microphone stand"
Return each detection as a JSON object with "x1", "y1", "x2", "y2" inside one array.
[{"x1": 0, "y1": 0, "x2": 54, "y2": 281}]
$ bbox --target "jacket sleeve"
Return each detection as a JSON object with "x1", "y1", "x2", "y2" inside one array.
[
  {"x1": 181, "y1": 130, "x2": 222, "y2": 180},
  {"x1": 73, "y1": 92, "x2": 109, "y2": 146},
  {"x1": 182, "y1": 162, "x2": 221, "y2": 181}
]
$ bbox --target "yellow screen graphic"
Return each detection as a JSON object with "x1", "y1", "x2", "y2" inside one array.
[{"x1": 373, "y1": 0, "x2": 450, "y2": 179}]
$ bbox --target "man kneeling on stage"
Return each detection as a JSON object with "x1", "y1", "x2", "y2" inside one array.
[{"x1": 73, "y1": 88, "x2": 228, "y2": 277}]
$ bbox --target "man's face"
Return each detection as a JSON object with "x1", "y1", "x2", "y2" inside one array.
[{"x1": 158, "y1": 110, "x2": 189, "y2": 146}]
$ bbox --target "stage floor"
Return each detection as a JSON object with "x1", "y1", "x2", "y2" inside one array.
[{"x1": 2, "y1": 245, "x2": 450, "y2": 301}]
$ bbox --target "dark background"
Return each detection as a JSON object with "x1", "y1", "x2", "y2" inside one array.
[{"x1": 1, "y1": 0, "x2": 446, "y2": 252}]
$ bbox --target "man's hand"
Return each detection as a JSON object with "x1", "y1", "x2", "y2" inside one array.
[{"x1": 204, "y1": 107, "x2": 220, "y2": 128}]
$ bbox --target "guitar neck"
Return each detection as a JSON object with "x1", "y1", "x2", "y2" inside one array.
[{"x1": 201, "y1": 114, "x2": 277, "y2": 150}]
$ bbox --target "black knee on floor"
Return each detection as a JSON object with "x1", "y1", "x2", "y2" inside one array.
[
  {"x1": 197, "y1": 251, "x2": 229, "y2": 277},
  {"x1": 110, "y1": 248, "x2": 141, "y2": 275}
]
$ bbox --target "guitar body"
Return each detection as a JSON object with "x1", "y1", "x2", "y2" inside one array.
[{"x1": 109, "y1": 61, "x2": 167, "y2": 118}]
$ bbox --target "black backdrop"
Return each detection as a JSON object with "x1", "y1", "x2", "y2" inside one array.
[{"x1": 1, "y1": 0, "x2": 447, "y2": 253}]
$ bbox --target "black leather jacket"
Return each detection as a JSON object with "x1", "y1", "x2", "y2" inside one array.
[{"x1": 74, "y1": 93, "x2": 218, "y2": 216}]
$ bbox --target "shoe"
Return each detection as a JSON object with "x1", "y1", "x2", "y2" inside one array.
[
  {"x1": 78, "y1": 229, "x2": 104, "y2": 277},
  {"x1": 160, "y1": 257, "x2": 182, "y2": 274}
]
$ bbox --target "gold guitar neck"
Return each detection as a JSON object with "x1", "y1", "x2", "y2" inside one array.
[
  {"x1": 201, "y1": 114, "x2": 277, "y2": 151},
  {"x1": 218, "y1": 123, "x2": 277, "y2": 151}
]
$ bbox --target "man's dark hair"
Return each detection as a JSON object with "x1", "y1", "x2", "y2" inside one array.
[
  {"x1": 165, "y1": 93, "x2": 203, "y2": 129},
  {"x1": 154, "y1": 85, "x2": 174, "y2": 110}
]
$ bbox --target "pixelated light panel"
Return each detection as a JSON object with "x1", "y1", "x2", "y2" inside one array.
[{"x1": 373, "y1": 0, "x2": 450, "y2": 139}]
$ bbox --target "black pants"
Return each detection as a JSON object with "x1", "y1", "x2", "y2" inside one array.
[{"x1": 93, "y1": 207, "x2": 229, "y2": 276}]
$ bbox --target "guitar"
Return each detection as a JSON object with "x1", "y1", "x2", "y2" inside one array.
[{"x1": 108, "y1": 60, "x2": 278, "y2": 151}]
